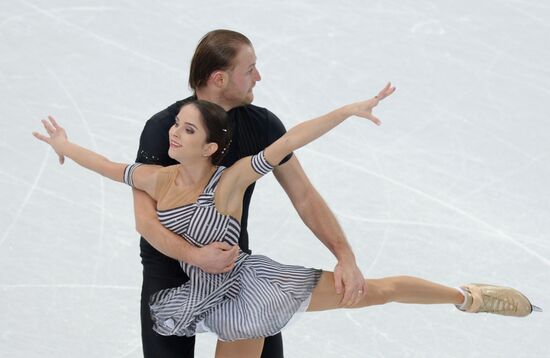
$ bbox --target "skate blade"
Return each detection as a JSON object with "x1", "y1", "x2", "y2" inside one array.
[{"x1": 532, "y1": 305, "x2": 543, "y2": 313}]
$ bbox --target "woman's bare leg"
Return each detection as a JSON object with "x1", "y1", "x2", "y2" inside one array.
[
  {"x1": 215, "y1": 338, "x2": 265, "y2": 358},
  {"x1": 308, "y1": 272, "x2": 464, "y2": 312}
]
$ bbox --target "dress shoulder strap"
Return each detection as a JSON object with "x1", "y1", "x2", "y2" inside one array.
[{"x1": 203, "y1": 166, "x2": 226, "y2": 193}]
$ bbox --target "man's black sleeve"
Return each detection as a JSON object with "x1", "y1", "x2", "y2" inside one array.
[{"x1": 265, "y1": 109, "x2": 293, "y2": 165}]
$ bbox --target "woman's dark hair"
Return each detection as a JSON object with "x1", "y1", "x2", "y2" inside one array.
[
  {"x1": 189, "y1": 29, "x2": 252, "y2": 91},
  {"x1": 182, "y1": 100, "x2": 232, "y2": 165}
]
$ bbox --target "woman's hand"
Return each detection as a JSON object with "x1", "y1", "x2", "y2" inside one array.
[
  {"x1": 32, "y1": 116, "x2": 68, "y2": 164},
  {"x1": 347, "y1": 82, "x2": 396, "y2": 125}
]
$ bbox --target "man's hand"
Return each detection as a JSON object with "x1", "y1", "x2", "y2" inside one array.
[
  {"x1": 194, "y1": 242, "x2": 239, "y2": 274},
  {"x1": 334, "y1": 258, "x2": 367, "y2": 307}
]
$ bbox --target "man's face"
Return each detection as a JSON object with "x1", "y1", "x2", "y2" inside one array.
[{"x1": 222, "y1": 45, "x2": 261, "y2": 107}]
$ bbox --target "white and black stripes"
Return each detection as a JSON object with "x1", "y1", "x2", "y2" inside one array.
[
  {"x1": 123, "y1": 163, "x2": 143, "y2": 187},
  {"x1": 203, "y1": 256, "x2": 321, "y2": 340},
  {"x1": 251, "y1": 150, "x2": 274, "y2": 176},
  {"x1": 149, "y1": 165, "x2": 322, "y2": 341}
]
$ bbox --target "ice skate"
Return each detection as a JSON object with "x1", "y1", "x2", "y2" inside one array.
[{"x1": 456, "y1": 284, "x2": 541, "y2": 317}]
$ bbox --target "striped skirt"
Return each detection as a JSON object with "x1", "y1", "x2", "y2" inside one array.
[{"x1": 149, "y1": 254, "x2": 322, "y2": 341}]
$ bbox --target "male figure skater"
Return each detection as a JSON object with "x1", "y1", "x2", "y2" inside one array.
[{"x1": 133, "y1": 29, "x2": 366, "y2": 357}]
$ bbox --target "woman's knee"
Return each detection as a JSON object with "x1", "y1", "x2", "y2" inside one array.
[{"x1": 363, "y1": 278, "x2": 397, "y2": 306}]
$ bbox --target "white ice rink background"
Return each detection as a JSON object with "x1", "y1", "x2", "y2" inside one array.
[{"x1": 1, "y1": 0, "x2": 549, "y2": 357}]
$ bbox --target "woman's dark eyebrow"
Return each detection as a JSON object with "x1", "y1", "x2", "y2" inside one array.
[{"x1": 175, "y1": 116, "x2": 197, "y2": 129}]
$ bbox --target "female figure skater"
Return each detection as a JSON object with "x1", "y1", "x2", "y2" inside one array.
[{"x1": 33, "y1": 83, "x2": 540, "y2": 358}]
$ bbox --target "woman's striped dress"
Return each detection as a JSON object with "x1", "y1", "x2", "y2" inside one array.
[{"x1": 124, "y1": 151, "x2": 322, "y2": 341}]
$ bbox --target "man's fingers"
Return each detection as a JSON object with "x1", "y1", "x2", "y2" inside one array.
[
  {"x1": 361, "y1": 283, "x2": 368, "y2": 300},
  {"x1": 220, "y1": 248, "x2": 238, "y2": 272},
  {"x1": 213, "y1": 241, "x2": 233, "y2": 250},
  {"x1": 340, "y1": 280, "x2": 357, "y2": 306},
  {"x1": 217, "y1": 252, "x2": 237, "y2": 273},
  {"x1": 229, "y1": 248, "x2": 239, "y2": 262},
  {"x1": 351, "y1": 291, "x2": 361, "y2": 306},
  {"x1": 218, "y1": 255, "x2": 232, "y2": 269},
  {"x1": 58, "y1": 155, "x2": 65, "y2": 165},
  {"x1": 353, "y1": 290, "x2": 364, "y2": 306},
  {"x1": 230, "y1": 245, "x2": 239, "y2": 258},
  {"x1": 353, "y1": 287, "x2": 365, "y2": 306},
  {"x1": 220, "y1": 245, "x2": 239, "y2": 264},
  {"x1": 354, "y1": 282, "x2": 367, "y2": 305},
  {"x1": 222, "y1": 263, "x2": 235, "y2": 273},
  {"x1": 334, "y1": 271, "x2": 343, "y2": 295},
  {"x1": 340, "y1": 287, "x2": 354, "y2": 306}
]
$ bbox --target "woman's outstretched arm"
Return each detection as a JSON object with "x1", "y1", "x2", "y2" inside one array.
[
  {"x1": 226, "y1": 83, "x2": 396, "y2": 189},
  {"x1": 32, "y1": 116, "x2": 158, "y2": 197},
  {"x1": 267, "y1": 83, "x2": 395, "y2": 165}
]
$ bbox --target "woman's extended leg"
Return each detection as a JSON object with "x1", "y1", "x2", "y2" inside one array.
[
  {"x1": 307, "y1": 272, "x2": 536, "y2": 316},
  {"x1": 215, "y1": 338, "x2": 264, "y2": 358},
  {"x1": 308, "y1": 272, "x2": 463, "y2": 311}
]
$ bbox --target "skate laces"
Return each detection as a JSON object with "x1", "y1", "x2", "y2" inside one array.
[{"x1": 478, "y1": 290, "x2": 518, "y2": 314}]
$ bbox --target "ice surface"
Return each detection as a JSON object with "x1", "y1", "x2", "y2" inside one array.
[{"x1": 1, "y1": 0, "x2": 549, "y2": 357}]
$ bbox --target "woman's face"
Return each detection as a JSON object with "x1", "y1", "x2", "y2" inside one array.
[{"x1": 168, "y1": 104, "x2": 211, "y2": 163}]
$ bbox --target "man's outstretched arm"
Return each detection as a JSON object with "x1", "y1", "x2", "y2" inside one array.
[{"x1": 274, "y1": 155, "x2": 367, "y2": 306}]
